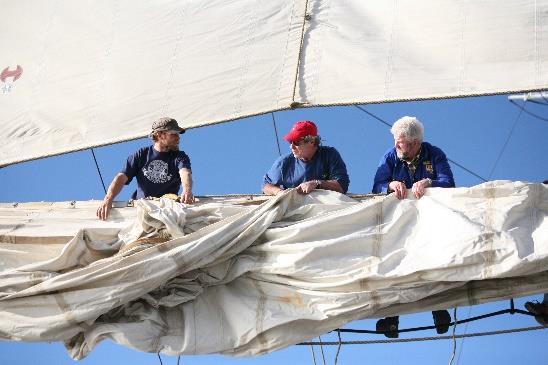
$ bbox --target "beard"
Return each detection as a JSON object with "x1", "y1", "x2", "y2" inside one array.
[
  {"x1": 396, "y1": 149, "x2": 410, "y2": 161},
  {"x1": 160, "y1": 141, "x2": 179, "y2": 152}
]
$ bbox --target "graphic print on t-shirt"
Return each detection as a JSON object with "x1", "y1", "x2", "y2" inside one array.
[{"x1": 142, "y1": 160, "x2": 172, "y2": 183}]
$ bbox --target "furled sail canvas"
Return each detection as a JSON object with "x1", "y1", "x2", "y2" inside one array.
[{"x1": 0, "y1": 182, "x2": 546, "y2": 359}]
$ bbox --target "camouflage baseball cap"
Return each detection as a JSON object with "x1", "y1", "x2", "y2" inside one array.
[{"x1": 150, "y1": 117, "x2": 185, "y2": 136}]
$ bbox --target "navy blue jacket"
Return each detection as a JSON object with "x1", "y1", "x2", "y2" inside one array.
[{"x1": 372, "y1": 142, "x2": 454, "y2": 194}]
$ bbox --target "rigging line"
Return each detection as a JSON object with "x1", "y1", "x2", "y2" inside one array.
[
  {"x1": 317, "y1": 335, "x2": 327, "y2": 365},
  {"x1": 509, "y1": 99, "x2": 548, "y2": 122},
  {"x1": 291, "y1": 0, "x2": 311, "y2": 105},
  {"x1": 271, "y1": 112, "x2": 282, "y2": 156},
  {"x1": 354, "y1": 105, "x2": 392, "y2": 127},
  {"x1": 488, "y1": 99, "x2": 526, "y2": 180},
  {"x1": 297, "y1": 325, "x2": 546, "y2": 346},
  {"x1": 526, "y1": 99, "x2": 548, "y2": 106},
  {"x1": 334, "y1": 329, "x2": 343, "y2": 365},
  {"x1": 456, "y1": 306, "x2": 473, "y2": 365},
  {"x1": 337, "y1": 308, "x2": 533, "y2": 334},
  {"x1": 353, "y1": 105, "x2": 488, "y2": 182},
  {"x1": 448, "y1": 308, "x2": 458, "y2": 365},
  {"x1": 177, "y1": 355, "x2": 181, "y2": 365},
  {"x1": 157, "y1": 353, "x2": 164, "y2": 365},
  {"x1": 309, "y1": 344, "x2": 318, "y2": 365},
  {"x1": 447, "y1": 159, "x2": 487, "y2": 183},
  {"x1": 90, "y1": 148, "x2": 107, "y2": 194}
]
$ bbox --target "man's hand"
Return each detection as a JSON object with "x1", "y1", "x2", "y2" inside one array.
[
  {"x1": 296, "y1": 180, "x2": 318, "y2": 194},
  {"x1": 181, "y1": 190, "x2": 195, "y2": 204},
  {"x1": 96, "y1": 173, "x2": 128, "y2": 220},
  {"x1": 96, "y1": 199, "x2": 113, "y2": 220},
  {"x1": 411, "y1": 178, "x2": 431, "y2": 199},
  {"x1": 388, "y1": 181, "x2": 407, "y2": 200}
]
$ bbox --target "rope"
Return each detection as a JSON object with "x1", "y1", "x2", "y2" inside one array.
[
  {"x1": 445, "y1": 158, "x2": 487, "y2": 183},
  {"x1": 291, "y1": 0, "x2": 311, "y2": 105},
  {"x1": 334, "y1": 329, "x2": 343, "y2": 365},
  {"x1": 456, "y1": 306, "x2": 473, "y2": 365},
  {"x1": 527, "y1": 99, "x2": 548, "y2": 105},
  {"x1": 509, "y1": 99, "x2": 548, "y2": 122},
  {"x1": 90, "y1": 148, "x2": 107, "y2": 194},
  {"x1": 192, "y1": 193, "x2": 380, "y2": 199},
  {"x1": 338, "y1": 308, "x2": 534, "y2": 335},
  {"x1": 317, "y1": 335, "x2": 327, "y2": 365},
  {"x1": 448, "y1": 307, "x2": 458, "y2": 365},
  {"x1": 271, "y1": 112, "x2": 282, "y2": 156},
  {"x1": 297, "y1": 325, "x2": 546, "y2": 346},
  {"x1": 156, "y1": 353, "x2": 180, "y2": 365},
  {"x1": 354, "y1": 105, "x2": 392, "y2": 127},
  {"x1": 353, "y1": 104, "x2": 488, "y2": 182},
  {"x1": 488, "y1": 99, "x2": 526, "y2": 179},
  {"x1": 309, "y1": 344, "x2": 318, "y2": 365}
]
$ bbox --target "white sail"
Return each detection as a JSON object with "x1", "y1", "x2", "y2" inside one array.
[
  {"x1": 1, "y1": 0, "x2": 547, "y2": 167},
  {"x1": 0, "y1": 181, "x2": 546, "y2": 359}
]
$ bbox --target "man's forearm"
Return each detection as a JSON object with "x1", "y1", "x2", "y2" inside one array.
[
  {"x1": 318, "y1": 180, "x2": 344, "y2": 193},
  {"x1": 104, "y1": 173, "x2": 128, "y2": 203},
  {"x1": 180, "y1": 168, "x2": 193, "y2": 193},
  {"x1": 263, "y1": 183, "x2": 283, "y2": 196}
]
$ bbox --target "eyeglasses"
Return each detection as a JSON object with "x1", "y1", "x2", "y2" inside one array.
[{"x1": 290, "y1": 138, "x2": 306, "y2": 147}]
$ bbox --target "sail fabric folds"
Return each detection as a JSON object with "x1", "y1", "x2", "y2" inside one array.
[
  {"x1": 301, "y1": 0, "x2": 548, "y2": 104},
  {"x1": 0, "y1": 181, "x2": 546, "y2": 359},
  {"x1": 0, "y1": 0, "x2": 306, "y2": 166},
  {"x1": 1, "y1": 1, "x2": 548, "y2": 166}
]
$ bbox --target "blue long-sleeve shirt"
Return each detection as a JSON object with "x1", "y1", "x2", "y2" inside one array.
[
  {"x1": 263, "y1": 146, "x2": 350, "y2": 193},
  {"x1": 372, "y1": 142, "x2": 454, "y2": 194}
]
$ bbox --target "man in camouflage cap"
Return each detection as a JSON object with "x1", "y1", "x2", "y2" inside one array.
[{"x1": 97, "y1": 117, "x2": 194, "y2": 220}]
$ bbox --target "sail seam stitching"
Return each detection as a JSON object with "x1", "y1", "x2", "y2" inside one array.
[{"x1": 291, "y1": 0, "x2": 311, "y2": 105}]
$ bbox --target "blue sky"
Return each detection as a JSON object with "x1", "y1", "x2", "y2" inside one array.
[{"x1": 1, "y1": 94, "x2": 547, "y2": 364}]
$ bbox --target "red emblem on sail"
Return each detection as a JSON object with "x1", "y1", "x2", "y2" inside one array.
[{"x1": 0, "y1": 65, "x2": 23, "y2": 82}]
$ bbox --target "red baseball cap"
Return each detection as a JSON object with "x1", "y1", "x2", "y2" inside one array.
[{"x1": 283, "y1": 120, "x2": 318, "y2": 143}]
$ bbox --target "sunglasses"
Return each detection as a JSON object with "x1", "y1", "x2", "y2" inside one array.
[{"x1": 290, "y1": 138, "x2": 307, "y2": 146}]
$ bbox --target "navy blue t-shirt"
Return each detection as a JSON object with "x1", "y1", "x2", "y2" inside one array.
[{"x1": 122, "y1": 146, "x2": 191, "y2": 199}]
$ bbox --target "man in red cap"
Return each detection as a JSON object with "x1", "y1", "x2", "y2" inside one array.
[
  {"x1": 97, "y1": 117, "x2": 194, "y2": 220},
  {"x1": 262, "y1": 120, "x2": 349, "y2": 195}
]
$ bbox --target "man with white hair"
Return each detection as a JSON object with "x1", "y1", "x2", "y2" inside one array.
[
  {"x1": 372, "y1": 116, "x2": 454, "y2": 199},
  {"x1": 372, "y1": 116, "x2": 454, "y2": 338},
  {"x1": 96, "y1": 117, "x2": 194, "y2": 220}
]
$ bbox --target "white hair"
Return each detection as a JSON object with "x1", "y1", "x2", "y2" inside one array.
[{"x1": 390, "y1": 116, "x2": 424, "y2": 142}]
